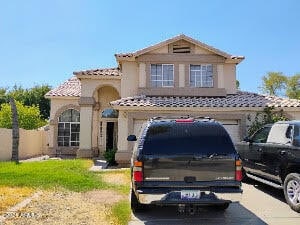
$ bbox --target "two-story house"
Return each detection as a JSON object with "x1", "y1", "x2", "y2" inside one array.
[{"x1": 45, "y1": 34, "x2": 300, "y2": 164}]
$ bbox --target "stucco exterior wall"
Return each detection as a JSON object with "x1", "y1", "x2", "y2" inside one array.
[
  {"x1": 0, "y1": 128, "x2": 48, "y2": 161},
  {"x1": 223, "y1": 64, "x2": 236, "y2": 94},
  {"x1": 148, "y1": 45, "x2": 168, "y2": 54},
  {"x1": 50, "y1": 98, "x2": 79, "y2": 119},
  {"x1": 194, "y1": 46, "x2": 212, "y2": 54},
  {"x1": 120, "y1": 61, "x2": 139, "y2": 98},
  {"x1": 80, "y1": 79, "x2": 121, "y2": 98}
]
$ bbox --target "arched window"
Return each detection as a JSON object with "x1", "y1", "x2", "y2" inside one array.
[
  {"x1": 102, "y1": 108, "x2": 118, "y2": 118},
  {"x1": 58, "y1": 109, "x2": 80, "y2": 147}
]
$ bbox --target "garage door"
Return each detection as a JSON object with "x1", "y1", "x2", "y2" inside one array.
[
  {"x1": 217, "y1": 120, "x2": 240, "y2": 143},
  {"x1": 133, "y1": 119, "x2": 147, "y2": 136},
  {"x1": 133, "y1": 119, "x2": 240, "y2": 143}
]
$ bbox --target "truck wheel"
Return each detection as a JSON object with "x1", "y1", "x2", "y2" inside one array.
[
  {"x1": 131, "y1": 189, "x2": 144, "y2": 212},
  {"x1": 283, "y1": 173, "x2": 300, "y2": 213},
  {"x1": 242, "y1": 167, "x2": 250, "y2": 182}
]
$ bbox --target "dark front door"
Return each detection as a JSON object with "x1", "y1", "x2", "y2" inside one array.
[{"x1": 106, "y1": 122, "x2": 114, "y2": 150}]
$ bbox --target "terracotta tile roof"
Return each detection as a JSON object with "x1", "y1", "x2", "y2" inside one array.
[
  {"x1": 111, "y1": 92, "x2": 300, "y2": 108},
  {"x1": 73, "y1": 67, "x2": 121, "y2": 76},
  {"x1": 45, "y1": 76, "x2": 81, "y2": 97}
]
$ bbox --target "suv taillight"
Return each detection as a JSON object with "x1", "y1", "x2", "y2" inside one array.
[
  {"x1": 133, "y1": 161, "x2": 143, "y2": 182},
  {"x1": 235, "y1": 160, "x2": 242, "y2": 181}
]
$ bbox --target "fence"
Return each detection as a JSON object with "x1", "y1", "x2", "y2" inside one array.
[{"x1": 0, "y1": 128, "x2": 48, "y2": 161}]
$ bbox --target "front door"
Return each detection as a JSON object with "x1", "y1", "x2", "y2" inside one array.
[{"x1": 99, "y1": 120, "x2": 118, "y2": 151}]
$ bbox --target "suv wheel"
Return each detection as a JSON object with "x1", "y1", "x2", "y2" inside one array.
[
  {"x1": 131, "y1": 189, "x2": 144, "y2": 212},
  {"x1": 283, "y1": 173, "x2": 300, "y2": 213},
  {"x1": 215, "y1": 203, "x2": 230, "y2": 210}
]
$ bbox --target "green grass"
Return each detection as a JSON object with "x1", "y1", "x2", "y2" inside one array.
[
  {"x1": 111, "y1": 200, "x2": 131, "y2": 225},
  {"x1": 0, "y1": 160, "x2": 110, "y2": 192}
]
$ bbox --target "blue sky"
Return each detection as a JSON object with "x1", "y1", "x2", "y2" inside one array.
[{"x1": 0, "y1": 0, "x2": 299, "y2": 93}]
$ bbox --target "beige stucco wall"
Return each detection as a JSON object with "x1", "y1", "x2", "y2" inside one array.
[
  {"x1": 0, "y1": 128, "x2": 12, "y2": 161},
  {"x1": 80, "y1": 79, "x2": 121, "y2": 98},
  {"x1": 0, "y1": 128, "x2": 48, "y2": 161},
  {"x1": 120, "y1": 61, "x2": 139, "y2": 98},
  {"x1": 50, "y1": 98, "x2": 79, "y2": 119},
  {"x1": 194, "y1": 46, "x2": 213, "y2": 54},
  {"x1": 148, "y1": 45, "x2": 168, "y2": 54},
  {"x1": 223, "y1": 64, "x2": 236, "y2": 94}
]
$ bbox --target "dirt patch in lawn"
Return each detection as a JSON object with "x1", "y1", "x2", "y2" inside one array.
[
  {"x1": 3, "y1": 189, "x2": 127, "y2": 225},
  {"x1": 101, "y1": 172, "x2": 130, "y2": 186},
  {"x1": 0, "y1": 187, "x2": 34, "y2": 214}
]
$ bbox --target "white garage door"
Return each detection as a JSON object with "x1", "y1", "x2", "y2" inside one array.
[{"x1": 218, "y1": 120, "x2": 240, "y2": 143}]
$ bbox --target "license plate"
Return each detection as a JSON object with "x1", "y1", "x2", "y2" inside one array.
[{"x1": 181, "y1": 190, "x2": 201, "y2": 200}]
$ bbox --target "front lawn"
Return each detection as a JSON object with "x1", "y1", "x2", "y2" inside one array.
[
  {"x1": 0, "y1": 160, "x2": 108, "y2": 192},
  {"x1": 0, "y1": 159, "x2": 131, "y2": 225}
]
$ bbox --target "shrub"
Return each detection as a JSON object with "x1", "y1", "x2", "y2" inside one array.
[{"x1": 104, "y1": 149, "x2": 117, "y2": 165}]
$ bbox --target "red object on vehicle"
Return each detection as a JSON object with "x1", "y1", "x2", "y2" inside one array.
[
  {"x1": 235, "y1": 160, "x2": 243, "y2": 181},
  {"x1": 133, "y1": 161, "x2": 143, "y2": 182},
  {"x1": 175, "y1": 119, "x2": 194, "y2": 123}
]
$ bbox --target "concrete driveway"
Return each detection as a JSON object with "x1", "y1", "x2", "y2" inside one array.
[{"x1": 129, "y1": 181, "x2": 300, "y2": 225}]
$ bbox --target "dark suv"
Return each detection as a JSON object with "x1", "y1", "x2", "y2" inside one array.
[
  {"x1": 236, "y1": 121, "x2": 300, "y2": 212},
  {"x1": 127, "y1": 117, "x2": 243, "y2": 212}
]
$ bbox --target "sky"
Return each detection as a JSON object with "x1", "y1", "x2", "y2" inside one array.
[{"x1": 0, "y1": 0, "x2": 299, "y2": 93}]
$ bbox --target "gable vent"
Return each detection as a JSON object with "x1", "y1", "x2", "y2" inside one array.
[{"x1": 173, "y1": 44, "x2": 191, "y2": 53}]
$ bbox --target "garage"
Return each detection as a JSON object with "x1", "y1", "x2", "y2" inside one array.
[{"x1": 133, "y1": 119, "x2": 241, "y2": 144}]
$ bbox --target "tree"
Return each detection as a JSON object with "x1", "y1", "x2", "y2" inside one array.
[
  {"x1": 286, "y1": 74, "x2": 300, "y2": 99},
  {"x1": 0, "y1": 101, "x2": 47, "y2": 130},
  {"x1": 0, "y1": 87, "x2": 8, "y2": 106},
  {"x1": 261, "y1": 72, "x2": 287, "y2": 96},
  {"x1": 6, "y1": 84, "x2": 51, "y2": 119},
  {"x1": 10, "y1": 98, "x2": 19, "y2": 163},
  {"x1": 248, "y1": 106, "x2": 288, "y2": 136}
]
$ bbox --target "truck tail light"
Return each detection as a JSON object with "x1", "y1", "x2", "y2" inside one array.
[
  {"x1": 235, "y1": 160, "x2": 242, "y2": 181},
  {"x1": 133, "y1": 161, "x2": 143, "y2": 182}
]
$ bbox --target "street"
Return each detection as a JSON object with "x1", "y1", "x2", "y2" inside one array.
[{"x1": 129, "y1": 180, "x2": 300, "y2": 225}]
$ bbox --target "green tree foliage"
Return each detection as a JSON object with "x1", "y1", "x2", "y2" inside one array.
[
  {"x1": 1, "y1": 85, "x2": 51, "y2": 119},
  {"x1": 248, "y1": 106, "x2": 288, "y2": 136},
  {"x1": 261, "y1": 72, "x2": 287, "y2": 96},
  {"x1": 286, "y1": 74, "x2": 300, "y2": 99},
  {"x1": 0, "y1": 88, "x2": 8, "y2": 106},
  {"x1": 0, "y1": 101, "x2": 47, "y2": 130}
]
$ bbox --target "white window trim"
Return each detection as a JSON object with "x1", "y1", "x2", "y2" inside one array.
[
  {"x1": 189, "y1": 64, "x2": 213, "y2": 88},
  {"x1": 150, "y1": 64, "x2": 174, "y2": 87}
]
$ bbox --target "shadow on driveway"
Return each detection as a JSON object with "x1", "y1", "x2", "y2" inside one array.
[{"x1": 130, "y1": 203, "x2": 267, "y2": 225}]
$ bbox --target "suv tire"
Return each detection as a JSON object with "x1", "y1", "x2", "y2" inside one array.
[
  {"x1": 283, "y1": 173, "x2": 300, "y2": 213},
  {"x1": 131, "y1": 189, "x2": 144, "y2": 212}
]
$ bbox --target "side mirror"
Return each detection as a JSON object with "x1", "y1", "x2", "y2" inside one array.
[
  {"x1": 127, "y1": 135, "x2": 137, "y2": 141},
  {"x1": 243, "y1": 136, "x2": 252, "y2": 143}
]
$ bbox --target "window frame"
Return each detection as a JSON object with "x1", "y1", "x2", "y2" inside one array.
[
  {"x1": 57, "y1": 109, "x2": 80, "y2": 147},
  {"x1": 189, "y1": 64, "x2": 213, "y2": 88},
  {"x1": 150, "y1": 64, "x2": 174, "y2": 88}
]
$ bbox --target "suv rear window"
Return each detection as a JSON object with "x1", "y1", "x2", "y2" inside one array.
[{"x1": 142, "y1": 121, "x2": 235, "y2": 155}]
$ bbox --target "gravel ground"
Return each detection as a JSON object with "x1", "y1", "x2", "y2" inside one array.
[{"x1": 2, "y1": 189, "x2": 127, "y2": 225}]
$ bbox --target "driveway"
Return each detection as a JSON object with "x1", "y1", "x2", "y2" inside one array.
[{"x1": 129, "y1": 181, "x2": 300, "y2": 225}]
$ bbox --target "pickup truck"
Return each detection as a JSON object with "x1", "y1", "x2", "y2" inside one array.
[
  {"x1": 236, "y1": 121, "x2": 300, "y2": 212},
  {"x1": 127, "y1": 117, "x2": 243, "y2": 213}
]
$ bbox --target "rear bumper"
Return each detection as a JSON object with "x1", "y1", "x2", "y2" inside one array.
[{"x1": 136, "y1": 188, "x2": 242, "y2": 205}]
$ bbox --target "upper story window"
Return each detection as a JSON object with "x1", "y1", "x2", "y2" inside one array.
[
  {"x1": 58, "y1": 109, "x2": 80, "y2": 147},
  {"x1": 190, "y1": 64, "x2": 213, "y2": 87},
  {"x1": 151, "y1": 64, "x2": 174, "y2": 87}
]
